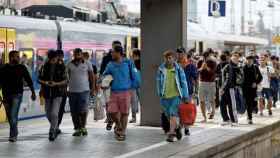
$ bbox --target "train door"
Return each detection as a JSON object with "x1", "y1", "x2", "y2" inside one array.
[
  {"x1": 126, "y1": 35, "x2": 132, "y2": 58},
  {"x1": 0, "y1": 28, "x2": 6, "y2": 65},
  {"x1": 0, "y1": 27, "x2": 16, "y2": 122},
  {"x1": 0, "y1": 27, "x2": 16, "y2": 64},
  {"x1": 125, "y1": 35, "x2": 140, "y2": 58}
]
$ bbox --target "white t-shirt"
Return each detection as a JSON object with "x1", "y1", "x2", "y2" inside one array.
[{"x1": 259, "y1": 65, "x2": 274, "y2": 89}]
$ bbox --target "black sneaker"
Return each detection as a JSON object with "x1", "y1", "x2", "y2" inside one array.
[
  {"x1": 72, "y1": 129, "x2": 82, "y2": 137},
  {"x1": 106, "y1": 122, "x2": 113, "y2": 131},
  {"x1": 248, "y1": 119, "x2": 253, "y2": 125},
  {"x1": 269, "y1": 110, "x2": 273, "y2": 116},
  {"x1": 81, "y1": 128, "x2": 88, "y2": 136},
  {"x1": 175, "y1": 127, "x2": 182, "y2": 140},
  {"x1": 129, "y1": 118, "x2": 136, "y2": 123},
  {"x1": 184, "y1": 128, "x2": 190, "y2": 136},
  {"x1": 49, "y1": 131, "x2": 57, "y2": 141},
  {"x1": 56, "y1": 129, "x2": 62, "y2": 135},
  {"x1": 8, "y1": 137, "x2": 17, "y2": 143}
]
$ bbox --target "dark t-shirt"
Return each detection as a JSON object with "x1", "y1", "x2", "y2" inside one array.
[
  {"x1": 0, "y1": 64, "x2": 34, "y2": 96},
  {"x1": 134, "y1": 59, "x2": 140, "y2": 71},
  {"x1": 198, "y1": 59, "x2": 217, "y2": 82},
  {"x1": 92, "y1": 65, "x2": 97, "y2": 75},
  {"x1": 100, "y1": 51, "x2": 113, "y2": 74}
]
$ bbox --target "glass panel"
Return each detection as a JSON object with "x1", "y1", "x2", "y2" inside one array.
[
  {"x1": 8, "y1": 42, "x2": 15, "y2": 52},
  {"x1": 34, "y1": 49, "x2": 48, "y2": 90},
  {"x1": 95, "y1": 50, "x2": 106, "y2": 72},
  {"x1": 19, "y1": 49, "x2": 33, "y2": 87}
]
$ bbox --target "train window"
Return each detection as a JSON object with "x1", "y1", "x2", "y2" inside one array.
[
  {"x1": 0, "y1": 42, "x2": 5, "y2": 65},
  {"x1": 33, "y1": 49, "x2": 48, "y2": 90},
  {"x1": 36, "y1": 49, "x2": 48, "y2": 70},
  {"x1": 19, "y1": 49, "x2": 34, "y2": 88},
  {"x1": 131, "y1": 37, "x2": 138, "y2": 49},
  {"x1": 65, "y1": 49, "x2": 74, "y2": 62},
  {"x1": 19, "y1": 49, "x2": 33, "y2": 71},
  {"x1": 94, "y1": 50, "x2": 106, "y2": 71},
  {"x1": 83, "y1": 49, "x2": 93, "y2": 54},
  {"x1": 8, "y1": 42, "x2": 14, "y2": 52},
  {"x1": 83, "y1": 49, "x2": 93, "y2": 61}
]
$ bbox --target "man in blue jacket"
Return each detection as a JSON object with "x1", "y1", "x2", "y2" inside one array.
[
  {"x1": 177, "y1": 48, "x2": 197, "y2": 135},
  {"x1": 157, "y1": 50, "x2": 189, "y2": 142},
  {"x1": 102, "y1": 45, "x2": 140, "y2": 141}
]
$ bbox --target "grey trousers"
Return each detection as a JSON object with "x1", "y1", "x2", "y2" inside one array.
[
  {"x1": 45, "y1": 97, "x2": 62, "y2": 131},
  {"x1": 131, "y1": 89, "x2": 139, "y2": 114}
]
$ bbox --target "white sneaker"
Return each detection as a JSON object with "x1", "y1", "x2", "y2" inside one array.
[
  {"x1": 231, "y1": 122, "x2": 238, "y2": 127},
  {"x1": 220, "y1": 121, "x2": 230, "y2": 126}
]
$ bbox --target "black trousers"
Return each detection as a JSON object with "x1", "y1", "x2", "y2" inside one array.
[
  {"x1": 243, "y1": 88, "x2": 257, "y2": 120},
  {"x1": 58, "y1": 95, "x2": 67, "y2": 127},
  {"x1": 220, "y1": 89, "x2": 238, "y2": 123}
]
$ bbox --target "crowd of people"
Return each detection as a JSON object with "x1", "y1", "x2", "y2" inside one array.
[
  {"x1": 158, "y1": 47, "x2": 280, "y2": 142},
  {"x1": 0, "y1": 41, "x2": 141, "y2": 142},
  {"x1": 0, "y1": 41, "x2": 279, "y2": 144}
]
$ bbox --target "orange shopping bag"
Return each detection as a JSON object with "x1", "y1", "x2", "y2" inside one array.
[{"x1": 179, "y1": 103, "x2": 197, "y2": 125}]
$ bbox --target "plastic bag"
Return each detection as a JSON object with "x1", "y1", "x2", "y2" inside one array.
[{"x1": 93, "y1": 91, "x2": 105, "y2": 121}]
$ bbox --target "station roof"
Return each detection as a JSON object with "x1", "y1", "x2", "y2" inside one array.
[{"x1": 187, "y1": 21, "x2": 269, "y2": 45}]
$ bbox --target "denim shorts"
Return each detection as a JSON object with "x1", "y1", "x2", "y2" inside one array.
[
  {"x1": 160, "y1": 97, "x2": 181, "y2": 118},
  {"x1": 69, "y1": 91, "x2": 90, "y2": 114},
  {"x1": 259, "y1": 88, "x2": 273, "y2": 100}
]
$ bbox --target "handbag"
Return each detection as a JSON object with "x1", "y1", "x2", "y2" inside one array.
[{"x1": 179, "y1": 103, "x2": 197, "y2": 126}]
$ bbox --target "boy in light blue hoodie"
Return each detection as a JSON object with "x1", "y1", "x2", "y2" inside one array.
[{"x1": 156, "y1": 50, "x2": 189, "y2": 142}]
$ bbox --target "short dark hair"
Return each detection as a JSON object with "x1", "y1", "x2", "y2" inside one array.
[
  {"x1": 56, "y1": 50, "x2": 64, "y2": 56},
  {"x1": 113, "y1": 45, "x2": 124, "y2": 54},
  {"x1": 112, "y1": 40, "x2": 122, "y2": 46},
  {"x1": 176, "y1": 47, "x2": 186, "y2": 54},
  {"x1": 9, "y1": 50, "x2": 19, "y2": 59},
  {"x1": 74, "y1": 48, "x2": 82, "y2": 54},
  {"x1": 186, "y1": 53, "x2": 192, "y2": 59},
  {"x1": 132, "y1": 49, "x2": 140, "y2": 57},
  {"x1": 271, "y1": 55, "x2": 277, "y2": 60},
  {"x1": 203, "y1": 51, "x2": 210, "y2": 59},
  {"x1": 220, "y1": 54, "x2": 227, "y2": 62},
  {"x1": 48, "y1": 49, "x2": 58, "y2": 59},
  {"x1": 223, "y1": 50, "x2": 230, "y2": 57}
]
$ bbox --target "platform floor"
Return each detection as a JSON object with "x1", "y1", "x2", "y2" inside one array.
[{"x1": 0, "y1": 105, "x2": 280, "y2": 158}]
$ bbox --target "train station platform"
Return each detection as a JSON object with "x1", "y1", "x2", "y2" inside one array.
[{"x1": 0, "y1": 107, "x2": 280, "y2": 158}]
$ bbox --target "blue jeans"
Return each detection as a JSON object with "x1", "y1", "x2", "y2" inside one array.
[
  {"x1": 69, "y1": 91, "x2": 90, "y2": 114},
  {"x1": 3, "y1": 94, "x2": 23, "y2": 138},
  {"x1": 69, "y1": 91, "x2": 90, "y2": 130}
]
